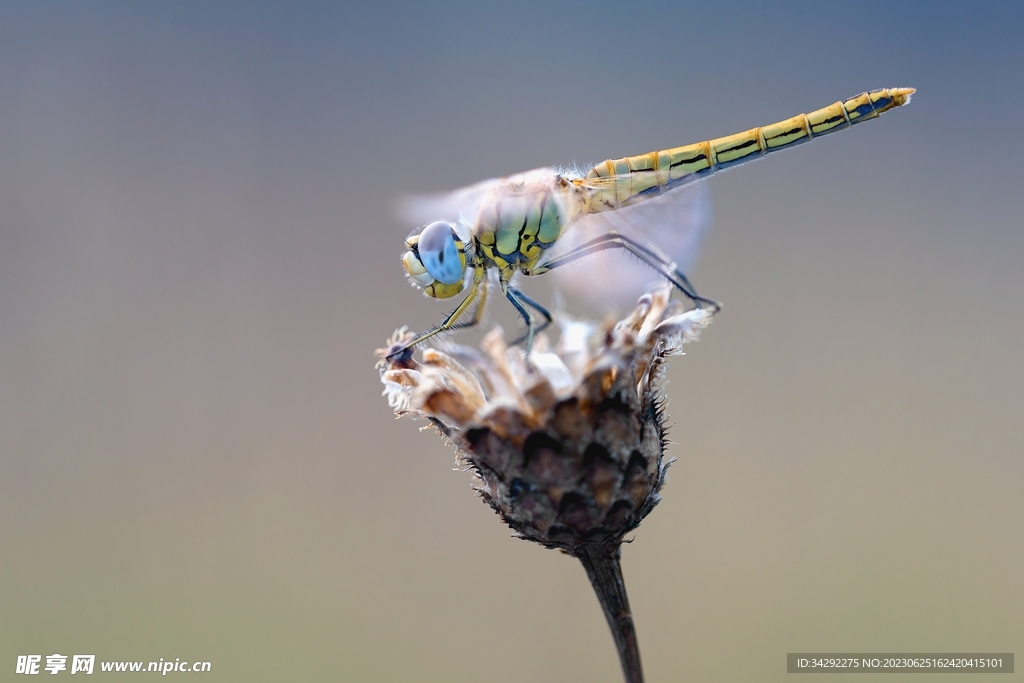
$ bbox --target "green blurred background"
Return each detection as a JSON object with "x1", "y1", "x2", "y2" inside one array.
[{"x1": 2, "y1": 2, "x2": 1021, "y2": 681}]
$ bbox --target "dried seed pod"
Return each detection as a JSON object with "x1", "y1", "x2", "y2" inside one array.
[{"x1": 378, "y1": 287, "x2": 710, "y2": 551}]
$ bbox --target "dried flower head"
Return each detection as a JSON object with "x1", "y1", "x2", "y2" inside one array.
[
  {"x1": 375, "y1": 286, "x2": 712, "y2": 683},
  {"x1": 377, "y1": 285, "x2": 710, "y2": 551}
]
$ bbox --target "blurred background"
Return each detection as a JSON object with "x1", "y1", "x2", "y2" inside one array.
[{"x1": 2, "y1": 2, "x2": 1021, "y2": 681}]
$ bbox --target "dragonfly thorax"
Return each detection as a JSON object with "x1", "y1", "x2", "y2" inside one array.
[{"x1": 474, "y1": 175, "x2": 581, "y2": 275}]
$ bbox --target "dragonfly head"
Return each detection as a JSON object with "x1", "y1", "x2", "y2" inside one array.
[{"x1": 402, "y1": 221, "x2": 467, "y2": 299}]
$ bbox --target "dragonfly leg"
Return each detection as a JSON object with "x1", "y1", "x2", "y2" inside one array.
[
  {"x1": 386, "y1": 276, "x2": 486, "y2": 360},
  {"x1": 527, "y1": 231, "x2": 720, "y2": 314},
  {"x1": 449, "y1": 278, "x2": 488, "y2": 332},
  {"x1": 504, "y1": 285, "x2": 553, "y2": 352}
]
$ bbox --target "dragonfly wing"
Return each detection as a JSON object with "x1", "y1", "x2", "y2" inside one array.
[
  {"x1": 396, "y1": 177, "x2": 503, "y2": 241},
  {"x1": 545, "y1": 180, "x2": 712, "y2": 310},
  {"x1": 396, "y1": 167, "x2": 561, "y2": 242}
]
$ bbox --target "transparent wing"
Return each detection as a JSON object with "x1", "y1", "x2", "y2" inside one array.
[
  {"x1": 396, "y1": 167, "x2": 561, "y2": 241},
  {"x1": 545, "y1": 179, "x2": 712, "y2": 311},
  {"x1": 397, "y1": 178, "x2": 499, "y2": 224}
]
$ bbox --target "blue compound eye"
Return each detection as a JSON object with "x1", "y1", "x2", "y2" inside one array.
[{"x1": 417, "y1": 221, "x2": 465, "y2": 285}]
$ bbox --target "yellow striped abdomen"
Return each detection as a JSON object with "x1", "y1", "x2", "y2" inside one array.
[{"x1": 583, "y1": 87, "x2": 914, "y2": 211}]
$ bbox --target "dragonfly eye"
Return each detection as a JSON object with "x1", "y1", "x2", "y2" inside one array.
[{"x1": 417, "y1": 221, "x2": 466, "y2": 285}]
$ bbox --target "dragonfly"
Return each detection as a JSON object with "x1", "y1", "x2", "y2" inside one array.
[{"x1": 392, "y1": 87, "x2": 914, "y2": 358}]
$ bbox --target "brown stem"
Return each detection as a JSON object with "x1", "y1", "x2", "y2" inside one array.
[{"x1": 576, "y1": 544, "x2": 644, "y2": 683}]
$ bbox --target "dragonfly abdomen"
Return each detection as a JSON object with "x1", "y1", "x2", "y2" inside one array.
[{"x1": 584, "y1": 87, "x2": 914, "y2": 212}]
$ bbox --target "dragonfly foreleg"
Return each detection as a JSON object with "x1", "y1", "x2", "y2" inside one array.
[
  {"x1": 386, "y1": 277, "x2": 485, "y2": 360},
  {"x1": 449, "y1": 278, "x2": 488, "y2": 332},
  {"x1": 527, "y1": 231, "x2": 721, "y2": 314},
  {"x1": 503, "y1": 285, "x2": 553, "y2": 353}
]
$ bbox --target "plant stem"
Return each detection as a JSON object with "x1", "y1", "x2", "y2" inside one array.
[{"x1": 576, "y1": 545, "x2": 644, "y2": 683}]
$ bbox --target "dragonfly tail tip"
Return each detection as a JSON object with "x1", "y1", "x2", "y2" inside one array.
[{"x1": 892, "y1": 87, "x2": 916, "y2": 106}]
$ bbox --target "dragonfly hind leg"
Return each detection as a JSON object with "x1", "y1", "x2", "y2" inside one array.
[
  {"x1": 526, "y1": 231, "x2": 721, "y2": 314},
  {"x1": 503, "y1": 285, "x2": 553, "y2": 353}
]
